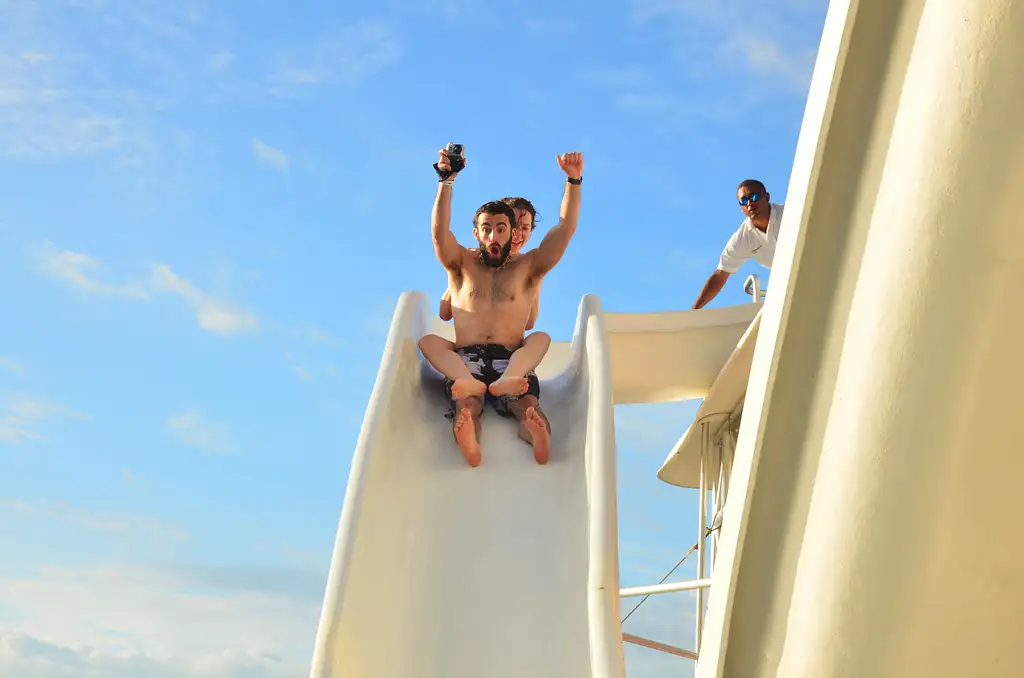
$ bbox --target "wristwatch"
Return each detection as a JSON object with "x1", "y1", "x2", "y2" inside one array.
[{"x1": 567, "y1": 176, "x2": 582, "y2": 185}]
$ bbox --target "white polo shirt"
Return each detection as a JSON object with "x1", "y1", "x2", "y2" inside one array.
[{"x1": 717, "y1": 203, "x2": 785, "y2": 274}]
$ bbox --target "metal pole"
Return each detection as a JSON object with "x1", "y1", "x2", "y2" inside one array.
[
  {"x1": 620, "y1": 578, "x2": 714, "y2": 598},
  {"x1": 696, "y1": 421, "x2": 708, "y2": 652},
  {"x1": 712, "y1": 438, "x2": 724, "y2": 564},
  {"x1": 743, "y1": 274, "x2": 762, "y2": 303},
  {"x1": 709, "y1": 445, "x2": 718, "y2": 569},
  {"x1": 622, "y1": 633, "x2": 699, "y2": 661}
]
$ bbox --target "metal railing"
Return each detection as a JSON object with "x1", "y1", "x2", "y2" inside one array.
[
  {"x1": 744, "y1": 274, "x2": 767, "y2": 303},
  {"x1": 618, "y1": 410, "x2": 740, "y2": 665}
]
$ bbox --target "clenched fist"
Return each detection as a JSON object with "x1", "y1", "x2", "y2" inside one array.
[
  {"x1": 436, "y1": 148, "x2": 460, "y2": 177},
  {"x1": 557, "y1": 152, "x2": 583, "y2": 180}
]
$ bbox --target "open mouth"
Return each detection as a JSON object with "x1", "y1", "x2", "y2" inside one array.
[{"x1": 488, "y1": 244, "x2": 500, "y2": 257}]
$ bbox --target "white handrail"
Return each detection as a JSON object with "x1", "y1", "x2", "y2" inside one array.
[
  {"x1": 743, "y1": 274, "x2": 767, "y2": 302},
  {"x1": 619, "y1": 578, "x2": 714, "y2": 598}
]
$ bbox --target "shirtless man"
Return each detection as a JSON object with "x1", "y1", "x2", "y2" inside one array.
[
  {"x1": 419, "y1": 196, "x2": 551, "y2": 393},
  {"x1": 431, "y1": 146, "x2": 583, "y2": 467}
]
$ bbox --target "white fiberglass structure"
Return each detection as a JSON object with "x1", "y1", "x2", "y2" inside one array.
[
  {"x1": 311, "y1": 0, "x2": 1024, "y2": 675},
  {"x1": 694, "y1": 0, "x2": 1024, "y2": 676},
  {"x1": 309, "y1": 293, "x2": 757, "y2": 678}
]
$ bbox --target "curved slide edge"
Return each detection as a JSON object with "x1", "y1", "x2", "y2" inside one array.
[
  {"x1": 309, "y1": 291, "x2": 625, "y2": 678},
  {"x1": 604, "y1": 302, "x2": 762, "y2": 405},
  {"x1": 655, "y1": 309, "x2": 763, "y2": 489}
]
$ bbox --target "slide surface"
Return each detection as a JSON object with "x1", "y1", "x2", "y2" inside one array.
[
  {"x1": 309, "y1": 292, "x2": 623, "y2": 678},
  {"x1": 308, "y1": 290, "x2": 763, "y2": 678}
]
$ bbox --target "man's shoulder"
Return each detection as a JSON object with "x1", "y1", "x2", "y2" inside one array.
[
  {"x1": 457, "y1": 248, "x2": 481, "y2": 269},
  {"x1": 443, "y1": 246, "x2": 475, "y2": 275}
]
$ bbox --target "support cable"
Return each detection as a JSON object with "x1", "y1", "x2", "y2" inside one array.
[{"x1": 620, "y1": 521, "x2": 720, "y2": 624}]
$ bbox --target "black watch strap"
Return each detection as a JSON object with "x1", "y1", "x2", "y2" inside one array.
[{"x1": 567, "y1": 176, "x2": 582, "y2": 185}]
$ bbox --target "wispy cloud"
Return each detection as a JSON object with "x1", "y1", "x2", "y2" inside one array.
[
  {"x1": 628, "y1": 0, "x2": 823, "y2": 94},
  {"x1": 723, "y1": 31, "x2": 817, "y2": 91},
  {"x1": 158, "y1": 561, "x2": 327, "y2": 604},
  {"x1": 165, "y1": 410, "x2": 233, "y2": 454},
  {"x1": 252, "y1": 138, "x2": 290, "y2": 170},
  {"x1": 206, "y1": 51, "x2": 236, "y2": 72},
  {"x1": 34, "y1": 244, "x2": 262, "y2": 335},
  {"x1": 17, "y1": 51, "x2": 51, "y2": 64},
  {"x1": 284, "y1": 352, "x2": 313, "y2": 382},
  {"x1": 0, "y1": 498, "x2": 187, "y2": 542},
  {"x1": 288, "y1": 325, "x2": 339, "y2": 346},
  {"x1": 524, "y1": 18, "x2": 577, "y2": 36},
  {"x1": 630, "y1": 0, "x2": 705, "y2": 23},
  {"x1": 0, "y1": 4, "x2": 407, "y2": 164},
  {"x1": 0, "y1": 45, "x2": 154, "y2": 162},
  {"x1": 35, "y1": 242, "x2": 149, "y2": 299},
  {"x1": 0, "y1": 357, "x2": 25, "y2": 376},
  {"x1": 0, "y1": 563, "x2": 317, "y2": 676},
  {"x1": 578, "y1": 68, "x2": 722, "y2": 132},
  {"x1": 34, "y1": 243, "x2": 343, "y2": 346},
  {"x1": 267, "y1": 20, "x2": 402, "y2": 94},
  {"x1": 152, "y1": 264, "x2": 260, "y2": 334},
  {"x1": 0, "y1": 396, "x2": 89, "y2": 445}
]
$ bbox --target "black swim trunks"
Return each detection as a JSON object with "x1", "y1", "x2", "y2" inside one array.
[{"x1": 444, "y1": 343, "x2": 541, "y2": 419}]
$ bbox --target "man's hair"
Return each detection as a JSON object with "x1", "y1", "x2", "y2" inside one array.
[
  {"x1": 737, "y1": 179, "x2": 767, "y2": 194},
  {"x1": 472, "y1": 200, "x2": 517, "y2": 230},
  {"x1": 499, "y1": 196, "x2": 539, "y2": 228}
]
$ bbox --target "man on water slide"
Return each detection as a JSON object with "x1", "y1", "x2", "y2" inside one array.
[
  {"x1": 428, "y1": 144, "x2": 583, "y2": 468},
  {"x1": 419, "y1": 195, "x2": 552, "y2": 402}
]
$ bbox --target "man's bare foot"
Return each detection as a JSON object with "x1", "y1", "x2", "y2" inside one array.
[
  {"x1": 453, "y1": 407, "x2": 481, "y2": 467},
  {"x1": 451, "y1": 378, "x2": 487, "y2": 400},
  {"x1": 488, "y1": 376, "x2": 529, "y2": 398},
  {"x1": 524, "y1": 406, "x2": 550, "y2": 465}
]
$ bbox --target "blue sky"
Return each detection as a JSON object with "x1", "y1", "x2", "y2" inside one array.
[{"x1": 0, "y1": 1, "x2": 827, "y2": 676}]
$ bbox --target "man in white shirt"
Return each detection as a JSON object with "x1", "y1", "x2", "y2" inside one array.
[{"x1": 692, "y1": 179, "x2": 784, "y2": 309}]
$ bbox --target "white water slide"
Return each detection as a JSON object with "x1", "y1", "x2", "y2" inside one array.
[{"x1": 309, "y1": 291, "x2": 759, "y2": 678}]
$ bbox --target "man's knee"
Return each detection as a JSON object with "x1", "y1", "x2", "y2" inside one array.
[
  {"x1": 527, "y1": 331, "x2": 552, "y2": 349},
  {"x1": 512, "y1": 394, "x2": 540, "y2": 416},
  {"x1": 418, "y1": 333, "x2": 445, "y2": 353},
  {"x1": 456, "y1": 396, "x2": 484, "y2": 417}
]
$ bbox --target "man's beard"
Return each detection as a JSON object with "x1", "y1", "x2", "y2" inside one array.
[{"x1": 479, "y1": 239, "x2": 512, "y2": 268}]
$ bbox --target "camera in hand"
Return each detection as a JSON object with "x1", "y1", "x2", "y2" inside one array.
[
  {"x1": 445, "y1": 142, "x2": 466, "y2": 174},
  {"x1": 434, "y1": 142, "x2": 466, "y2": 180}
]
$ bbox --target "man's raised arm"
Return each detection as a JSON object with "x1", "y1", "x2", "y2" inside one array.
[
  {"x1": 530, "y1": 152, "x2": 584, "y2": 278},
  {"x1": 432, "y1": 148, "x2": 463, "y2": 270}
]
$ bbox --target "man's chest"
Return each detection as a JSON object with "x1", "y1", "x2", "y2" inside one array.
[
  {"x1": 741, "y1": 224, "x2": 778, "y2": 263},
  {"x1": 460, "y1": 267, "x2": 529, "y2": 305}
]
